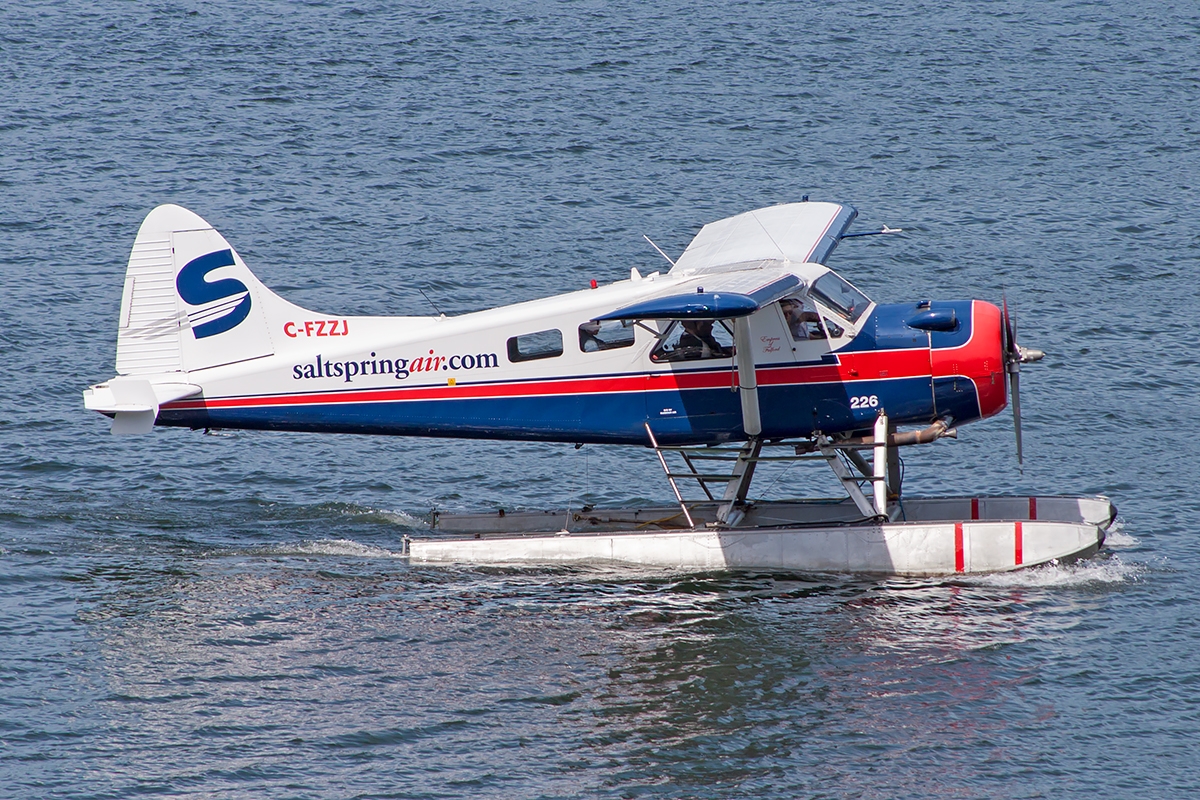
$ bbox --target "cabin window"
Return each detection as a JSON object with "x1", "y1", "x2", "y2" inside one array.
[
  {"x1": 810, "y1": 272, "x2": 870, "y2": 324},
  {"x1": 779, "y1": 296, "x2": 826, "y2": 341},
  {"x1": 579, "y1": 319, "x2": 635, "y2": 352},
  {"x1": 507, "y1": 329, "x2": 563, "y2": 363},
  {"x1": 649, "y1": 319, "x2": 735, "y2": 362}
]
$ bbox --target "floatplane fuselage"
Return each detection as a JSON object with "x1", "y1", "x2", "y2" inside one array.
[{"x1": 84, "y1": 201, "x2": 1010, "y2": 446}]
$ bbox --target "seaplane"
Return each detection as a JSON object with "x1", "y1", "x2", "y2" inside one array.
[{"x1": 83, "y1": 200, "x2": 1116, "y2": 575}]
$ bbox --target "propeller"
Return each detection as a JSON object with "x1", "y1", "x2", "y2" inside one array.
[{"x1": 1001, "y1": 296, "x2": 1044, "y2": 465}]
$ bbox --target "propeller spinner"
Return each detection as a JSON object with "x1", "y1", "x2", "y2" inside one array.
[{"x1": 1001, "y1": 297, "x2": 1045, "y2": 464}]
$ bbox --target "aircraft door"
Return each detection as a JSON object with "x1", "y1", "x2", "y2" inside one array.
[
  {"x1": 778, "y1": 296, "x2": 845, "y2": 433},
  {"x1": 778, "y1": 297, "x2": 836, "y2": 364},
  {"x1": 644, "y1": 319, "x2": 740, "y2": 442}
]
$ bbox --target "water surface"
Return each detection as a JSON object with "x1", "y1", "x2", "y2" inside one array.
[{"x1": 2, "y1": 1, "x2": 1199, "y2": 797}]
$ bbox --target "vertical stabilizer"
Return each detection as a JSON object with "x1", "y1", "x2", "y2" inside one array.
[{"x1": 114, "y1": 204, "x2": 276, "y2": 375}]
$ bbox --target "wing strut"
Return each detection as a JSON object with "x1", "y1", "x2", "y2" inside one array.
[{"x1": 732, "y1": 317, "x2": 761, "y2": 437}]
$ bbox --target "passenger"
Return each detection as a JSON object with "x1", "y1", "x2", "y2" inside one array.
[
  {"x1": 677, "y1": 319, "x2": 730, "y2": 358},
  {"x1": 579, "y1": 321, "x2": 605, "y2": 352}
]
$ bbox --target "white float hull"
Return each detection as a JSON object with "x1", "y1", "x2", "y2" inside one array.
[{"x1": 407, "y1": 495, "x2": 1113, "y2": 576}]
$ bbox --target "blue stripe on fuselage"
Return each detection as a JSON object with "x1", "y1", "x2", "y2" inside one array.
[{"x1": 156, "y1": 374, "x2": 975, "y2": 445}]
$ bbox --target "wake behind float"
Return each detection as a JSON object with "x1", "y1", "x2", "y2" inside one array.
[{"x1": 84, "y1": 200, "x2": 1109, "y2": 575}]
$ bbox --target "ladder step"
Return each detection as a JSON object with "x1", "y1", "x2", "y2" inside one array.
[
  {"x1": 665, "y1": 473, "x2": 734, "y2": 482},
  {"x1": 684, "y1": 453, "x2": 825, "y2": 463}
]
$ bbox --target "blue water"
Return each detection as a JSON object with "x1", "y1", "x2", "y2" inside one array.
[{"x1": 3, "y1": 1, "x2": 1199, "y2": 797}]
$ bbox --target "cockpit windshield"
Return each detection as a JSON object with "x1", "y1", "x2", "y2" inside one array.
[{"x1": 809, "y1": 272, "x2": 871, "y2": 324}]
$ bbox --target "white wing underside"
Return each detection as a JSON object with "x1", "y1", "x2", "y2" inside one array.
[{"x1": 671, "y1": 202, "x2": 856, "y2": 276}]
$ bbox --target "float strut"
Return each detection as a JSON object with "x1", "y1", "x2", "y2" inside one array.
[
  {"x1": 887, "y1": 418, "x2": 902, "y2": 497},
  {"x1": 716, "y1": 437, "x2": 762, "y2": 526},
  {"x1": 818, "y1": 436, "x2": 877, "y2": 518},
  {"x1": 873, "y1": 412, "x2": 889, "y2": 516}
]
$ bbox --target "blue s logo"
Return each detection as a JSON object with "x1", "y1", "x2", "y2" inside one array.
[{"x1": 176, "y1": 249, "x2": 251, "y2": 339}]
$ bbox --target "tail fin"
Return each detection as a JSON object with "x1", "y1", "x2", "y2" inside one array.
[
  {"x1": 116, "y1": 204, "x2": 278, "y2": 374},
  {"x1": 88, "y1": 204, "x2": 307, "y2": 433}
]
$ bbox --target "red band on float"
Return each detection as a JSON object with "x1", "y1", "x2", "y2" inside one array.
[{"x1": 955, "y1": 523, "x2": 965, "y2": 572}]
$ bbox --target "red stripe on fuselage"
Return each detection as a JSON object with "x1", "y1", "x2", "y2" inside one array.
[
  {"x1": 168, "y1": 373, "x2": 655, "y2": 410},
  {"x1": 167, "y1": 346, "x2": 947, "y2": 412},
  {"x1": 756, "y1": 349, "x2": 933, "y2": 387}
]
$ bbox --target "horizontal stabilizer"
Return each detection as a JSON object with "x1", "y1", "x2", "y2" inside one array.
[
  {"x1": 595, "y1": 272, "x2": 801, "y2": 321},
  {"x1": 84, "y1": 378, "x2": 201, "y2": 435}
]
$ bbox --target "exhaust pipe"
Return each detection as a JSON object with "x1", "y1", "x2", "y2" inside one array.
[
  {"x1": 836, "y1": 419, "x2": 958, "y2": 448},
  {"x1": 890, "y1": 419, "x2": 958, "y2": 446}
]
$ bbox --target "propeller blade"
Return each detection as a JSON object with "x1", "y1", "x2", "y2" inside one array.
[
  {"x1": 1011, "y1": 368, "x2": 1023, "y2": 465},
  {"x1": 1002, "y1": 294, "x2": 1023, "y2": 464},
  {"x1": 1002, "y1": 295, "x2": 1017, "y2": 361},
  {"x1": 1000, "y1": 298, "x2": 1010, "y2": 354}
]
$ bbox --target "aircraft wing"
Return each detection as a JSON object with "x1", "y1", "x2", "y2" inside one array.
[
  {"x1": 670, "y1": 201, "x2": 857, "y2": 275},
  {"x1": 594, "y1": 270, "x2": 801, "y2": 321}
]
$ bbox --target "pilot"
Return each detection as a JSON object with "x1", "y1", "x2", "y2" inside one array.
[
  {"x1": 677, "y1": 320, "x2": 730, "y2": 358},
  {"x1": 780, "y1": 299, "x2": 824, "y2": 341}
]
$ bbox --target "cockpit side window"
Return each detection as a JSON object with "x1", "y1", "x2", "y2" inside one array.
[
  {"x1": 810, "y1": 272, "x2": 871, "y2": 324},
  {"x1": 578, "y1": 319, "x2": 635, "y2": 352},
  {"x1": 650, "y1": 319, "x2": 735, "y2": 362}
]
